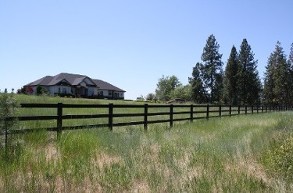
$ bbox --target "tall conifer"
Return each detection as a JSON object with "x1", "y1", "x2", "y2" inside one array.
[
  {"x1": 189, "y1": 63, "x2": 207, "y2": 103},
  {"x1": 264, "y1": 42, "x2": 290, "y2": 105},
  {"x1": 237, "y1": 39, "x2": 261, "y2": 105},
  {"x1": 201, "y1": 34, "x2": 223, "y2": 103},
  {"x1": 223, "y1": 46, "x2": 239, "y2": 105}
]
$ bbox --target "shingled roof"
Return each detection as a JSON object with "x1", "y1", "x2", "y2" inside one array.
[
  {"x1": 26, "y1": 73, "x2": 125, "y2": 92},
  {"x1": 93, "y1": 79, "x2": 125, "y2": 92}
]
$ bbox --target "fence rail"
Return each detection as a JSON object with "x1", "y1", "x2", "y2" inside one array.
[{"x1": 4, "y1": 103, "x2": 291, "y2": 137}]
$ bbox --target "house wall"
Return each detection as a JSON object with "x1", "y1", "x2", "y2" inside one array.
[
  {"x1": 48, "y1": 86, "x2": 72, "y2": 95},
  {"x1": 88, "y1": 86, "x2": 98, "y2": 96},
  {"x1": 113, "y1": 91, "x2": 124, "y2": 99},
  {"x1": 98, "y1": 90, "x2": 109, "y2": 98},
  {"x1": 98, "y1": 90, "x2": 124, "y2": 99}
]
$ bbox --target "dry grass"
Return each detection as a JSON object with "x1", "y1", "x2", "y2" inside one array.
[{"x1": 1, "y1": 112, "x2": 293, "y2": 192}]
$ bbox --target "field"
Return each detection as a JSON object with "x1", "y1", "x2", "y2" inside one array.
[{"x1": 1, "y1": 95, "x2": 293, "y2": 192}]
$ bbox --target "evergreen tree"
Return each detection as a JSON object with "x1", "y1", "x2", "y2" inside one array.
[
  {"x1": 201, "y1": 34, "x2": 223, "y2": 103},
  {"x1": 289, "y1": 43, "x2": 293, "y2": 64},
  {"x1": 288, "y1": 43, "x2": 293, "y2": 105},
  {"x1": 264, "y1": 42, "x2": 290, "y2": 105},
  {"x1": 237, "y1": 39, "x2": 261, "y2": 105},
  {"x1": 189, "y1": 63, "x2": 207, "y2": 103},
  {"x1": 223, "y1": 46, "x2": 239, "y2": 105}
]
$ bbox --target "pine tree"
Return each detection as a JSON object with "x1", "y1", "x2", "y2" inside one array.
[
  {"x1": 289, "y1": 43, "x2": 293, "y2": 64},
  {"x1": 264, "y1": 42, "x2": 290, "y2": 105},
  {"x1": 288, "y1": 43, "x2": 293, "y2": 105},
  {"x1": 201, "y1": 34, "x2": 223, "y2": 103},
  {"x1": 223, "y1": 46, "x2": 239, "y2": 105},
  {"x1": 189, "y1": 63, "x2": 207, "y2": 103},
  {"x1": 237, "y1": 39, "x2": 261, "y2": 105}
]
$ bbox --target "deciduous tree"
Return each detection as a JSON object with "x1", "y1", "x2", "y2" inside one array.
[{"x1": 155, "y1": 75, "x2": 181, "y2": 101}]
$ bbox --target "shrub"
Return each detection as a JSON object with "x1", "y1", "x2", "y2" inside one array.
[{"x1": 0, "y1": 91, "x2": 19, "y2": 157}]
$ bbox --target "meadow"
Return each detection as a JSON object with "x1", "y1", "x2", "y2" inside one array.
[{"x1": 1, "y1": 95, "x2": 293, "y2": 192}]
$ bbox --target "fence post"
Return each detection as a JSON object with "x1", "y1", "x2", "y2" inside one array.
[
  {"x1": 144, "y1": 104, "x2": 148, "y2": 131},
  {"x1": 170, "y1": 104, "x2": 174, "y2": 127},
  {"x1": 109, "y1": 103, "x2": 113, "y2": 131},
  {"x1": 245, "y1": 105, "x2": 247, "y2": 115},
  {"x1": 206, "y1": 104, "x2": 209, "y2": 120},
  {"x1": 219, "y1": 105, "x2": 222, "y2": 117},
  {"x1": 238, "y1": 105, "x2": 241, "y2": 115},
  {"x1": 251, "y1": 106, "x2": 254, "y2": 114},
  {"x1": 261, "y1": 106, "x2": 263, "y2": 113},
  {"x1": 229, "y1": 105, "x2": 232, "y2": 116},
  {"x1": 57, "y1": 103, "x2": 63, "y2": 139},
  {"x1": 190, "y1": 104, "x2": 194, "y2": 122},
  {"x1": 257, "y1": 105, "x2": 259, "y2": 114}
]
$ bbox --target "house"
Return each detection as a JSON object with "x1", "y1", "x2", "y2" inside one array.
[{"x1": 24, "y1": 73, "x2": 126, "y2": 99}]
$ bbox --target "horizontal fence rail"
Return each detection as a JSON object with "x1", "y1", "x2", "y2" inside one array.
[{"x1": 3, "y1": 103, "x2": 291, "y2": 137}]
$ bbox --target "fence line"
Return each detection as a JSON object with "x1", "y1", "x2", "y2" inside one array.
[{"x1": 5, "y1": 103, "x2": 291, "y2": 137}]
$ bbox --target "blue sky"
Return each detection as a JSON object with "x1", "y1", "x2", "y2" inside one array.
[{"x1": 1, "y1": 0, "x2": 293, "y2": 99}]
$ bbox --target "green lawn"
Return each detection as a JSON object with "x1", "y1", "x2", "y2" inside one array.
[
  {"x1": 1, "y1": 95, "x2": 292, "y2": 192},
  {"x1": 15, "y1": 94, "x2": 254, "y2": 131}
]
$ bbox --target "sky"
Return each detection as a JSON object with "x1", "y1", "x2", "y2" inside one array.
[{"x1": 1, "y1": 0, "x2": 293, "y2": 99}]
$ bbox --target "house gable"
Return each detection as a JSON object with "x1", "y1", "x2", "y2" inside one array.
[{"x1": 24, "y1": 72, "x2": 125, "y2": 99}]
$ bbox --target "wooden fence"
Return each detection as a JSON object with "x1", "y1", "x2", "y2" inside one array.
[{"x1": 5, "y1": 103, "x2": 291, "y2": 137}]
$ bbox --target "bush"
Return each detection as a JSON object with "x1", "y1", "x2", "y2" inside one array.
[{"x1": 0, "y1": 91, "x2": 19, "y2": 157}]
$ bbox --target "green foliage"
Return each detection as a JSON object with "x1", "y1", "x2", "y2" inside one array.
[
  {"x1": 36, "y1": 85, "x2": 48, "y2": 96},
  {"x1": 0, "y1": 92, "x2": 19, "y2": 157},
  {"x1": 264, "y1": 41, "x2": 292, "y2": 105},
  {"x1": 200, "y1": 34, "x2": 223, "y2": 103},
  {"x1": 223, "y1": 46, "x2": 239, "y2": 105},
  {"x1": 0, "y1": 92, "x2": 19, "y2": 130},
  {"x1": 189, "y1": 62, "x2": 207, "y2": 103},
  {"x1": 145, "y1": 93, "x2": 156, "y2": 101},
  {"x1": 155, "y1": 75, "x2": 181, "y2": 101},
  {"x1": 170, "y1": 84, "x2": 192, "y2": 101},
  {"x1": 237, "y1": 39, "x2": 262, "y2": 105},
  {"x1": 289, "y1": 43, "x2": 293, "y2": 65}
]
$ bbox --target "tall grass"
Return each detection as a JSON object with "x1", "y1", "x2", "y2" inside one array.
[{"x1": 1, "y1": 110, "x2": 293, "y2": 192}]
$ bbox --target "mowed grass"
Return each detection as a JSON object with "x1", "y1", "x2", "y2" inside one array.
[{"x1": 15, "y1": 94, "x2": 247, "y2": 130}]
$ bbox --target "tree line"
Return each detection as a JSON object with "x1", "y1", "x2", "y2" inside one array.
[{"x1": 150, "y1": 35, "x2": 293, "y2": 106}]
